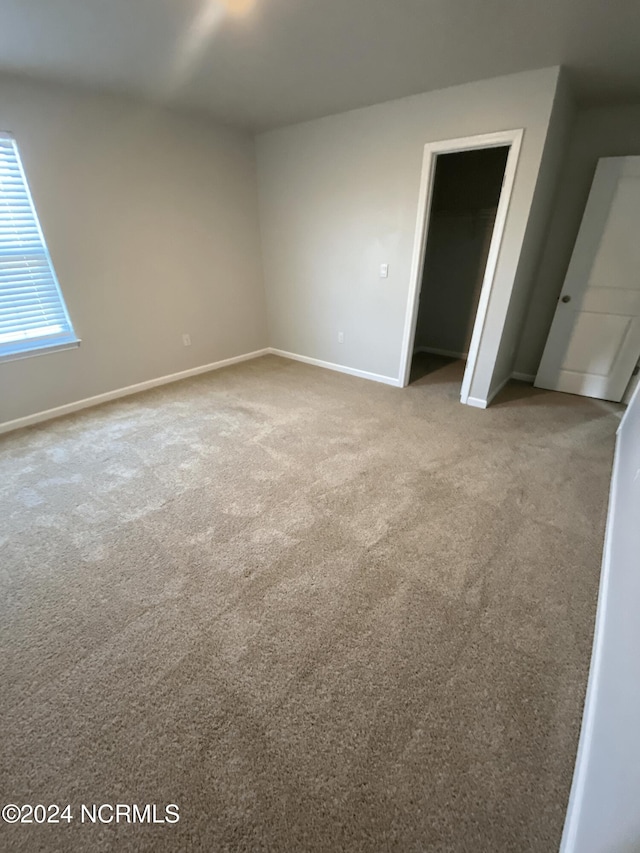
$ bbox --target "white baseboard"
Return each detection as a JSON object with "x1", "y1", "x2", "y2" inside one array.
[
  {"x1": 268, "y1": 348, "x2": 402, "y2": 387},
  {"x1": 511, "y1": 371, "x2": 536, "y2": 383},
  {"x1": 466, "y1": 396, "x2": 489, "y2": 409},
  {"x1": 0, "y1": 348, "x2": 270, "y2": 435},
  {"x1": 413, "y1": 346, "x2": 468, "y2": 359},
  {"x1": 465, "y1": 370, "x2": 533, "y2": 409},
  {"x1": 0, "y1": 347, "x2": 542, "y2": 435},
  {"x1": 465, "y1": 375, "x2": 509, "y2": 409},
  {"x1": 467, "y1": 373, "x2": 535, "y2": 409}
]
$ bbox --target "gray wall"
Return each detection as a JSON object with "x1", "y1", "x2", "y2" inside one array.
[
  {"x1": 491, "y1": 68, "x2": 576, "y2": 389},
  {"x1": 516, "y1": 101, "x2": 640, "y2": 378},
  {"x1": 5, "y1": 69, "x2": 630, "y2": 421},
  {"x1": 257, "y1": 67, "x2": 562, "y2": 400},
  {"x1": 0, "y1": 75, "x2": 268, "y2": 425}
]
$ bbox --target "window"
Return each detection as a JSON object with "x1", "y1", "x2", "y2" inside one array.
[{"x1": 0, "y1": 133, "x2": 78, "y2": 361}]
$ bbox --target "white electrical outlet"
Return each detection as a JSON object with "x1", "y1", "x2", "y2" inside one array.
[
  {"x1": 338, "y1": 331, "x2": 345, "y2": 344},
  {"x1": 182, "y1": 333, "x2": 192, "y2": 347}
]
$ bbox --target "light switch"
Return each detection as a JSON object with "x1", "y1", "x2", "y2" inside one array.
[{"x1": 379, "y1": 264, "x2": 389, "y2": 278}]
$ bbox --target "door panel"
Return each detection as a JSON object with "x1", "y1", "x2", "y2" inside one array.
[
  {"x1": 535, "y1": 157, "x2": 640, "y2": 402},
  {"x1": 562, "y1": 313, "x2": 630, "y2": 374},
  {"x1": 590, "y1": 179, "x2": 640, "y2": 287}
]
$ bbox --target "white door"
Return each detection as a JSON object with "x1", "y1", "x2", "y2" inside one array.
[{"x1": 535, "y1": 156, "x2": 640, "y2": 402}]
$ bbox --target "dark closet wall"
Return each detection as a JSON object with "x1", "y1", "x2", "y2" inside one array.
[{"x1": 414, "y1": 147, "x2": 509, "y2": 357}]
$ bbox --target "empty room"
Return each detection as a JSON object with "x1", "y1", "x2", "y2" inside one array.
[{"x1": 1, "y1": 2, "x2": 639, "y2": 852}]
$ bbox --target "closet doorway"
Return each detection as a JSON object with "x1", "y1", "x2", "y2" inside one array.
[{"x1": 400, "y1": 131, "x2": 523, "y2": 403}]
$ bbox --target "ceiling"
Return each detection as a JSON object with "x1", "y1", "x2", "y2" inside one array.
[{"x1": 0, "y1": 0, "x2": 639, "y2": 130}]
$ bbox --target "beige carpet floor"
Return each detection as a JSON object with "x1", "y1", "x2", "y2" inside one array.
[{"x1": 0, "y1": 354, "x2": 622, "y2": 853}]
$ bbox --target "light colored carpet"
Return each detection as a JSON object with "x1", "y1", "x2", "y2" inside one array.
[{"x1": 0, "y1": 355, "x2": 622, "y2": 852}]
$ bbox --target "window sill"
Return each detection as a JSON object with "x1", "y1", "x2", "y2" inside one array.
[{"x1": 0, "y1": 339, "x2": 81, "y2": 364}]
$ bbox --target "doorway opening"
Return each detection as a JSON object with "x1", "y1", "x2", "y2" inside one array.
[
  {"x1": 400, "y1": 130, "x2": 523, "y2": 404},
  {"x1": 411, "y1": 146, "x2": 508, "y2": 383}
]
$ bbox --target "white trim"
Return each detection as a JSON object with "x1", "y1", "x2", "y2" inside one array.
[
  {"x1": 399, "y1": 129, "x2": 524, "y2": 403},
  {"x1": 559, "y1": 433, "x2": 621, "y2": 853},
  {"x1": 268, "y1": 348, "x2": 401, "y2": 387},
  {"x1": 466, "y1": 396, "x2": 488, "y2": 409},
  {"x1": 0, "y1": 339, "x2": 81, "y2": 364},
  {"x1": 482, "y1": 372, "x2": 513, "y2": 406},
  {"x1": 413, "y1": 346, "x2": 467, "y2": 359},
  {"x1": 459, "y1": 370, "x2": 529, "y2": 408},
  {"x1": 0, "y1": 346, "x2": 549, "y2": 436},
  {"x1": 618, "y1": 367, "x2": 640, "y2": 434},
  {"x1": 511, "y1": 371, "x2": 536, "y2": 383},
  {"x1": 0, "y1": 348, "x2": 270, "y2": 435}
]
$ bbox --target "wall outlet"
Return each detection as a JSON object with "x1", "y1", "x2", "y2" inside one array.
[
  {"x1": 182, "y1": 333, "x2": 192, "y2": 347},
  {"x1": 379, "y1": 263, "x2": 389, "y2": 278},
  {"x1": 338, "y1": 331, "x2": 345, "y2": 344}
]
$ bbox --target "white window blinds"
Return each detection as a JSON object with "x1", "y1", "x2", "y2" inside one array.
[{"x1": 0, "y1": 134, "x2": 77, "y2": 360}]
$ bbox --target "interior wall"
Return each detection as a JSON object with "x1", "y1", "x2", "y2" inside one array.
[
  {"x1": 560, "y1": 381, "x2": 640, "y2": 853},
  {"x1": 0, "y1": 74, "x2": 267, "y2": 426},
  {"x1": 256, "y1": 67, "x2": 562, "y2": 398},
  {"x1": 489, "y1": 68, "x2": 576, "y2": 392},
  {"x1": 515, "y1": 101, "x2": 640, "y2": 379},
  {"x1": 414, "y1": 147, "x2": 509, "y2": 358}
]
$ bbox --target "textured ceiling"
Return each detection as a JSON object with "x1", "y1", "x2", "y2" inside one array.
[{"x1": 0, "y1": 0, "x2": 639, "y2": 130}]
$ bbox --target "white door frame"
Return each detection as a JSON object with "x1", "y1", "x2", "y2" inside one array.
[{"x1": 399, "y1": 129, "x2": 524, "y2": 403}]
